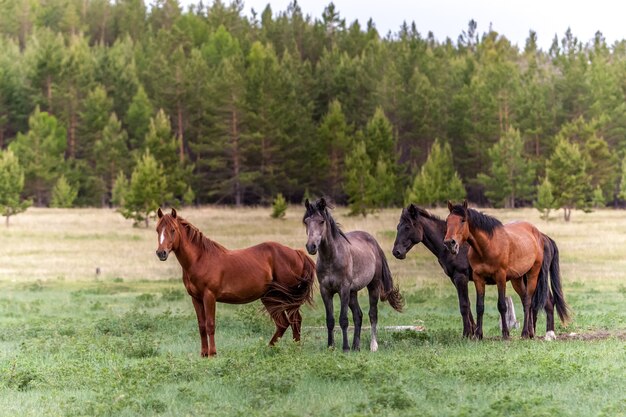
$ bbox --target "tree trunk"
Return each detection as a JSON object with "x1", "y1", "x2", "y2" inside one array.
[
  {"x1": 177, "y1": 102, "x2": 184, "y2": 162},
  {"x1": 46, "y1": 75, "x2": 53, "y2": 113},
  {"x1": 564, "y1": 207, "x2": 571, "y2": 222},
  {"x1": 231, "y1": 100, "x2": 241, "y2": 207},
  {"x1": 5, "y1": 215, "x2": 9, "y2": 228}
]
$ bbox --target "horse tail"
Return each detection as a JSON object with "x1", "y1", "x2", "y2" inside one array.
[
  {"x1": 531, "y1": 235, "x2": 551, "y2": 314},
  {"x1": 377, "y1": 244, "x2": 404, "y2": 312},
  {"x1": 263, "y1": 251, "x2": 315, "y2": 321},
  {"x1": 545, "y1": 236, "x2": 571, "y2": 324}
]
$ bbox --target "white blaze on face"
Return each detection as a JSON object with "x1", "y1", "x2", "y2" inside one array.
[{"x1": 160, "y1": 229, "x2": 165, "y2": 245}]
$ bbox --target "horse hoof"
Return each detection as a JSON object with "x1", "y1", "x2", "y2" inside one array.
[
  {"x1": 201, "y1": 351, "x2": 209, "y2": 357},
  {"x1": 544, "y1": 331, "x2": 556, "y2": 341},
  {"x1": 370, "y1": 340, "x2": 378, "y2": 352}
]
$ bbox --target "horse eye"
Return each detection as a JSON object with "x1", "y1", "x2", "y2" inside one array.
[
  {"x1": 404, "y1": 225, "x2": 410, "y2": 231},
  {"x1": 319, "y1": 220, "x2": 325, "y2": 225}
]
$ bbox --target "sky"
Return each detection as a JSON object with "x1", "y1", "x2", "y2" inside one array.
[{"x1": 178, "y1": 0, "x2": 626, "y2": 50}]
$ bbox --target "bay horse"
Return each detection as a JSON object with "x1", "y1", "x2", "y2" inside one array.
[
  {"x1": 156, "y1": 208, "x2": 315, "y2": 356},
  {"x1": 444, "y1": 201, "x2": 570, "y2": 339},
  {"x1": 392, "y1": 204, "x2": 561, "y2": 339},
  {"x1": 303, "y1": 198, "x2": 403, "y2": 352}
]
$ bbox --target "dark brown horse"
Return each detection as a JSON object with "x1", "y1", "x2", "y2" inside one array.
[
  {"x1": 444, "y1": 201, "x2": 570, "y2": 339},
  {"x1": 156, "y1": 208, "x2": 315, "y2": 356}
]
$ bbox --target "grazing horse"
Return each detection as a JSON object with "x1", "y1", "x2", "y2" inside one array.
[
  {"x1": 303, "y1": 198, "x2": 403, "y2": 352},
  {"x1": 393, "y1": 204, "x2": 562, "y2": 339},
  {"x1": 156, "y1": 208, "x2": 315, "y2": 356},
  {"x1": 444, "y1": 201, "x2": 570, "y2": 339}
]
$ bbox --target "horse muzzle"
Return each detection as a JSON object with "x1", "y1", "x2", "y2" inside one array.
[
  {"x1": 156, "y1": 249, "x2": 169, "y2": 261},
  {"x1": 305, "y1": 243, "x2": 318, "y2": 255},
  {"x1": 392, "y1": 247, "x2": 406, "y2": 260},
  {"x1": 444, "y1": 239, "x2": 459, "y2": 255}
]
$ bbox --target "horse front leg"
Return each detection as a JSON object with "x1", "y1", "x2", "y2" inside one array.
[
  {"x1": 348, "y1": 291, "x2": 363, "y2": 351},
  {"x1": 339, "y1": 286, "x2": 351, "y2": 352},
  {"x1": 454, "y1": 273, "x2": 474, "y2": 338},
  {"x1": 473, "y1": 276, "x2": 486, "y2": 340},
  {"x1": 202, "y1": 291, "x2": 217, "y2": 356},
  {"x1": 191, "y1": 297, "x2": 208, "y2": 357},
  {"x1": 495, "y1": 271, "x2": 510, "y2": 340},
  {"x1": 320, "y1": 286, "x2": 335, "y2": 348}
]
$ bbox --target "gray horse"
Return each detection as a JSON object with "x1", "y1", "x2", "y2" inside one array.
[{"x1": 303, "y1": 198, "x2": 403, "y2": 351}]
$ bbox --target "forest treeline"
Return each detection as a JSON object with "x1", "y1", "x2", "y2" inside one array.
[{"x1": 2, "y1": 0, "x2": 626, "y2": 217}]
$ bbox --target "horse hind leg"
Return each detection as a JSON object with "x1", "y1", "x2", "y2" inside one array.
[
  {"x1": 367, "y1": 283, "x2": 380, "y2": 351},
  {"x1": 544, "y1": 291, "x2": 556, "y2": 341},
  {"x1": 261, "y1": 298, "x2": 289, "y2": 346},
  {"x1": 348, "y1": 291, "x2": 363, "y2": 351},
  {"x1": 288, "y1": 309, "x2": 303, "y2": 342}
]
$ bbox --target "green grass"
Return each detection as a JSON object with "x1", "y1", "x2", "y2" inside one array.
[{"x1": 0, "y1": 207, "x2": 625, "y2": 416}]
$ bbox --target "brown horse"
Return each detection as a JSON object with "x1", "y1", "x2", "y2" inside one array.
[
  {"x1": 444, "y1": 201, "x2": 570, "y2": 339},
  {"x1": 155, "y1": 208, "x2": 315, "y2": 356}
]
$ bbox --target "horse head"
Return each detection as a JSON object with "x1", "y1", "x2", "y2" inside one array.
[
  {"x1": 156, "y1": 207, "x2": 181, "y2": 261},
  {"x1": 303, "y1": 198, "x2": 329, "y2": 255},
  {"x1": 392, "y1": 204, "x2": 424, "y2": 259},
  {"x1": 444, "y1": 200, "x2": 469, "y2": 255}
]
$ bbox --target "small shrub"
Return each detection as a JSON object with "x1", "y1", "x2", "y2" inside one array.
[
  {"x1": 270, "y1": 193, "x2": 287, "y2": 219},
  {"x1": 161, "y1": 288, "x2": 185, "y2": 301}
]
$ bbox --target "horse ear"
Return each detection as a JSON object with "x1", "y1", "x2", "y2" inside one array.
[
  {"x1": 447, "y1": 201, "x2": 453, "y2": 212},
  {"x1": 318, "y1": 197, "x2": 326, "y2": 211},
  {"x1": 157, "y1": 208, "x2": 164, "y2": 218},
  {"x1": 304, "y1": 199, "x2": 310, "y2": 209},
  {"x1": 171, "y1": 208, "x2": 177, "y2": 218},
  {"x1": 462, "y1": 199, "x2": 468, "y2": 209},
  {"x1": 408, "y1": 203, "x2": 418, "y2": 218}
]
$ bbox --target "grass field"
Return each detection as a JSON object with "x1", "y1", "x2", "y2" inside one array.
[{"x1": 0, "y1": 206, "x2": 625, "y2": 416}]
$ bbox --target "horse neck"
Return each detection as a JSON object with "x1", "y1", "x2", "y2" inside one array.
[
  {"x1": 173, "y1": 223, "x2": 225, "y2": 270},
  {"x1": 318, "y1": 225, "x2": 347, "y2": 263},
  {"x1": 466, "y1": 224, "x2": 494, "y2": 260},
  {"x1": 418, "y1": 216, "x2": 447, "y2": 258}
]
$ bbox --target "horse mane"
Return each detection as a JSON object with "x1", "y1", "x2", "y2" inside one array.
[
  {"x1": 402, "y1": 205, "x2": 443, "y2": 223},
  {"x1": 303, "y1": 199, "x2": 350, "y2": 243},
  {"x1": 160, "y1": 214, "x2": 226, "y2": 253},
  {"x1": 450, "y1": 204, "x2": 503, "y2": 236}
]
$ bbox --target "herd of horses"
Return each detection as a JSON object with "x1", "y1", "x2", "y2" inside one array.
[{"x1": 155, "y1": 198, "x2": 571, "y2": 357}]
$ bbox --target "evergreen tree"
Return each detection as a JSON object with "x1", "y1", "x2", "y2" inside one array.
[
  {"x1": 406, "y1": 139, "x2": 465, "y2": 207},
  {"x1": 9, "y1": 106, "x2": 66, "y2": 206},
  {"x1": 477, "y1": 127, "x2": 536, "y2": 208},
  {"x1": 50, "y1": 175, "x2": 78, "y2": 208},
  {"x1": 95, "y1": 113, "x2": 130, "y2": 205},
  {"x1": 0, "y1": 150, "x2": 31, "y2": 226},
  {"x1": 534, "y1": 177, "x2": 558, "y2": 221},
  {"x1": 144, "y1": 109, "x2": 192, "y2": 204},
  {"x1": 344, "y1": 138, "x2": 374, "y2": 216},
  {"x1": 118, "y1": 150, "x2": 169, "y2": 227},
  {"x1": 546, "y1": 137, "x2": 590, "y2": 221},
  {"x1": 317, "y1": 100, "x2": 351, "y2": 201},
  {"x1": 125, "y1": 85, "x2": 154, "y2": 150}
]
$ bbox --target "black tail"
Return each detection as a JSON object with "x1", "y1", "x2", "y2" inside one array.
[
  {"x1": 531, "y1": 235, "x2": 551, "y2": 313},
  {"x1": 263, "y1": 252, "x2": 315, "y2": 321},
  {"x1": 545, "y1": 236, "x2": 571, "y2": 324},
  {"x1": 377, "y1": 245, "x2": 404, "y2": 312}
]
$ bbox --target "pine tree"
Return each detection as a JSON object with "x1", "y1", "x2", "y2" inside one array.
[
  {"x1": 547, "y1": 137, "x2": 590, "y2": 221},
  {"x1": 317, "y1": 100, "x2": 351, "y2": 201},
  {"x1": 477, "y1": 127, "x2": 536, "y2": 208},
  {"x1": 118, "y1": 150, "x2": 169, "y2": 227},
  {"x1": 9, "y1": 106, "x2": 67, "y2": 206},
  {"x1": 95, "y1": 113, "x2": 130, "y2": 206},
  {"x1": 50, "y1": 175, "x2": 78, "y2": 208},
  {"x1": 534, "y1": 177, "x2": 557, "y2": 221},
  {"x1": 344, "y1": 138, "x2": 374, "y2": 216},
  {"x1": 143, "y1": 109, "x2": 192, "y2": 204},
  {"x1": 0, "y1": 150, "x2": 31, "y2": 227},
  {"x1": 406, "y1": 139, "x2": 465, "y2": 206},
  {"x1": 125, "y1": 85, "x2": 154, "y2": 150}
]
